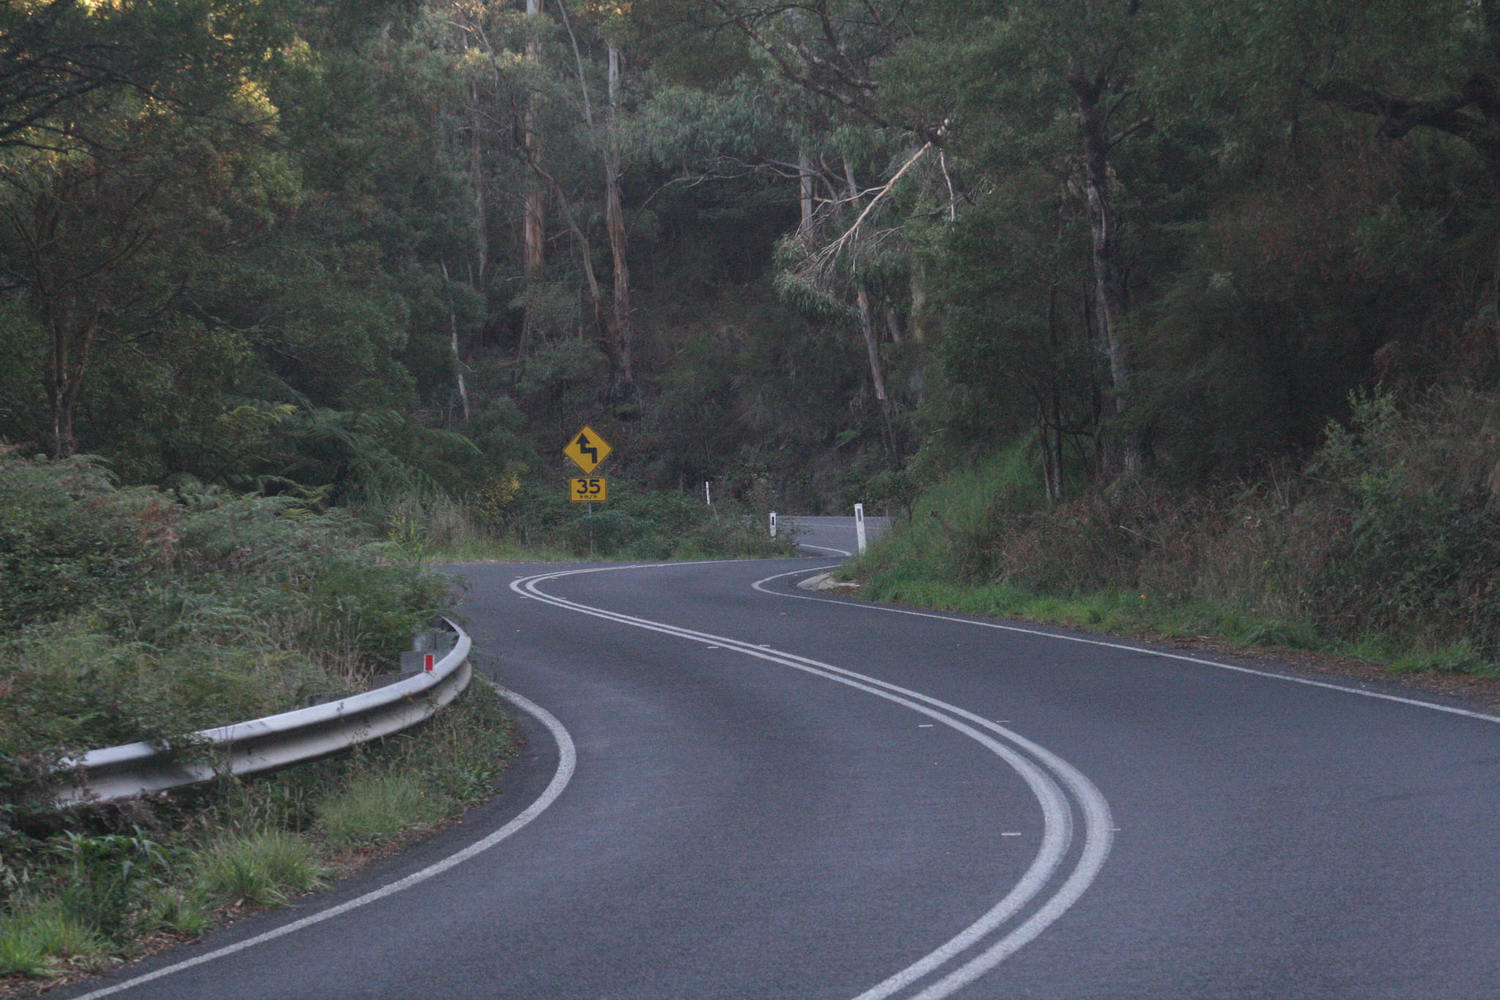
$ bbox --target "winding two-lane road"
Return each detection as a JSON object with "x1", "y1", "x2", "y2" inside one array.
[{"x1": 64, "y1": 520, "x2": 1500, "y2": 998}]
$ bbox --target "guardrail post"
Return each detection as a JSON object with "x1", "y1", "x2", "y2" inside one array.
[{"x1": 401, "y1": 628, "x2": 451, "y2": 674}]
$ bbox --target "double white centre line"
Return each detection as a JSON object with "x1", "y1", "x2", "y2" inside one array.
[{"x1": 512, "y1": 564, "x2": 1113, "y2": 1000}]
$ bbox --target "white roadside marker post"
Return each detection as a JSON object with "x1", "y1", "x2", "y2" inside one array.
[
  {"x1": 855, "y1": 502, "x2": 867, "y2": 555},
  {"x1": 769, "y1": 512, "x2": 778, "y2": 538}
]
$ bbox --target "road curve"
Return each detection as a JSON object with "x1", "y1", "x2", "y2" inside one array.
[{"x1": 59, "y1": 535, "x2": 1500, "y2": 999}]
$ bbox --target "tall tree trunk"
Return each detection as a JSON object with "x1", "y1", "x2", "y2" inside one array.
[
  {"x1": 552, "y1": 0, "x2": 619, "y2": 372},
  {"x1": 855, "y1": 281, "x2": 897, "y2": 453},
  {"x1": 513, "y1": 0, "x2": 546, "y2": 356},
  {"x1": 439, "y1": 261, "x2": 471, "y2": 424},
  {"x1": 521, "y1": 0, "x2": 545, "y2": 282},
  {"x1": 1042, "y1": 286, "x2": 1065, "y2": 504},
  {"x1": 467, "y1": 81, "x2": 489, "y2": 307},
  {"x1": 1070, "y1": 69, "x2": 1140, "y2": 476},
  {"x1": 43, "y1": 298, "x2": 98, "y2": 459},
  {"x1": 908, "y1": 257, "x2": 928, "y2": 345},
  {"x1": 842, "y1": 158, "x2": 896, "y2": 454},
  {"x1": 603, "y1": 44, "x2": 635, "y2": 398}
]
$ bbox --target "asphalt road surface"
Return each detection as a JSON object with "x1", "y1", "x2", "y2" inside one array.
[{"x1": 63, "y1": 518, "x2": 1500, "y2": 999}]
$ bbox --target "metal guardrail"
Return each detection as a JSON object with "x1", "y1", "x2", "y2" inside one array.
[{"x1": 52, "y1": 617, "x2": 473, "y2": 807}]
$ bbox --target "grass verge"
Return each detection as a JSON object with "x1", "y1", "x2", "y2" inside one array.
[{"x1": 849, "y1": 556, "x2": 1500, "y2": 692}]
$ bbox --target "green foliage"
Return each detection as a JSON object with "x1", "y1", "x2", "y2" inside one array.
[
  {"x1": 857, "y1": 440, "x2": 1046, "y2": 585},
  {"x1": 1, "y1": 679, "x2": 513, "y2": 981},
  {"x1": 4, "y1": 0, "x2": 1499, "y2": 524},
  {"x1": 147, "y1": 886, "x2": 213, "y2": 938},
  {"x1": 52, "y1": 830, "x2": 168, "y2": 942},
  {"x1": 0, "y1": 456, "x2": 172, "y2": 631},
  {"x1": 563, "y1": 484, "x2": 796, "y2": 560},
  {"x1": 0, "y1": 899, "x2": 104, "y2": 978},
  {"x1": 0, "y1": 303, "x2": 46, "y2": 448}
]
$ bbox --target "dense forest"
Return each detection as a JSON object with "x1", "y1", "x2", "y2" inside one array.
[
  {"x1": 2, "y1": 0, "x2": 1492, "y2": 507},
  {"x1": 4, "y1": 0, "x2": 1500, "y2": 643}
]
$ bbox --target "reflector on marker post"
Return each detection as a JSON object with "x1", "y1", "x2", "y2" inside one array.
[{"x1": 424, "y1": 653, "x2": 435, "y2": 672}]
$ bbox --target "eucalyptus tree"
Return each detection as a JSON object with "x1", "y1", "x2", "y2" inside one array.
[
  {"x1": 892, "y1": 0, "x2": 1165, "y2": 476},
  {"x1": 410, "y1": 0, "x2": 531, "y2": 346},
  {"x1": 702, "y1": 0, "x2": 942, "y2": 457}
]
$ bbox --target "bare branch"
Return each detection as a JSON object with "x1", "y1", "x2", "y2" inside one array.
[{"x1": 790, "y1": 142, "x2": 932, "y2": 287}]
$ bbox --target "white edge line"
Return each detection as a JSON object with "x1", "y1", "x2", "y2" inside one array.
[
  {"x1": 753, "y1": 567, "x2": 1500, "y2": 726},
  {"x1": 70, "y1": 686, "x2": 576, "y2": 1000}
]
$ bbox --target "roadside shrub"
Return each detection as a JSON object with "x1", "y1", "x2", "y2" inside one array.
[
  {"x1": 1, "y1": 454, "x2": 456, "y2": 838},
  {"x1": 860, "y1": 444, "x2": 1042, "y2": 586},
  {"x1": 52, "y1": 830, "x2": 168, "y2": 942},
  {"x1": 1305, "y1": 385, "x2": 1500, "y2": 656},
  {"x1": 0, "y1": 456, "x2": 176, "y2": 631},
  {"x1": 495, "y1": 481, "x2": 574, "y2": 548},
  {"x1": 566, "y1": 509, "x2": 652, "y2": 557}
]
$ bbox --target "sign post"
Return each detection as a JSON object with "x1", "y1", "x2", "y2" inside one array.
[{"x1": 564, "y1": 426, "x2": 613, "y2": 558}]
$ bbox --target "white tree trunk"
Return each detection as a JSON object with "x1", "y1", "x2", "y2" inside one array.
[{"x1": 604, "y1": 45, "x2": 635, "y2": 394}]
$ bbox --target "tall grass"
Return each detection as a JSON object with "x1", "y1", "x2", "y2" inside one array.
[{"x1": 193, "y1": 832, "x2": 327, "y2": 908}]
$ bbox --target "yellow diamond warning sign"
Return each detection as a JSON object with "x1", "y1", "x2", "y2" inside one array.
[{"x1": 564, "y1": 426, "x2": 611, "y2": 474}]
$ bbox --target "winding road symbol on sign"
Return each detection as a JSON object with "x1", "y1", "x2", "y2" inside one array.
[{"x1": 564, "y1": 426, "x2": 611, "y2": 474}]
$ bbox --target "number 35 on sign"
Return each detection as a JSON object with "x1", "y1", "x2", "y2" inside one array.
[{"x1": 570, "y1": 477, "x2": 607, "y2": 502}]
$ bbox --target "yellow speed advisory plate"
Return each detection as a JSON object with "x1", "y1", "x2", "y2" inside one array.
[{"x1": 569, "y1": 477, "x2": 607, "y2": 502}]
